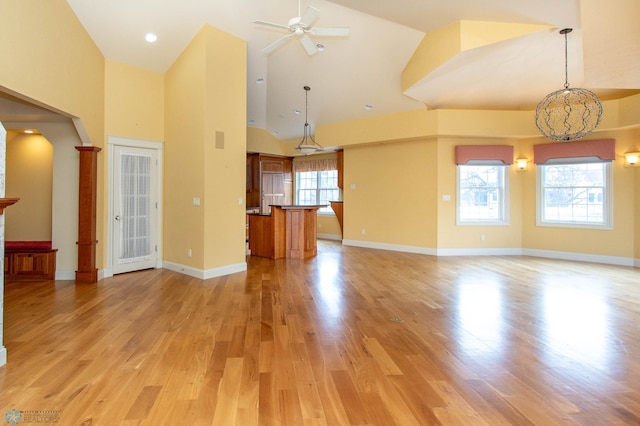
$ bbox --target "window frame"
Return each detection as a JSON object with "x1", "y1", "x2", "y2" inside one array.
[
  {"x1": 294, "y1": 169, "x2": 339, "y2": 215},
  {"x1": 536, "y1": 160, "x2": 613, "y2": 230},
  {"x1": 456, "y1": 164, "x2": 510, "y2": 226}
]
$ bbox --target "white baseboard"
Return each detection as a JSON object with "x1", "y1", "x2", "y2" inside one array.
[
  {"x1": 318, "y1": 233, "x2": 342, "y2": 241},
  {"x1": 437, "y1": 248, "x2": 523, "y2": 256},
  {"x1": 342, "y1": 239, "x2": 437, "y2": 256},
  {"x1": 55, "y1": 270, "x2": 77, "y2": 280},
  {"x1": 342, "y1": 239, "x2": 637, "y2": 267},
  {"x1": 523, "y1": 248, "x2": 635, "y2": 267},
  {"x1": 52, "y1": 247, "x2": 639, "y2": 284},
  {"x1": 0, "y1": 346, "x2": 6, "y2": 367},
  {"x1": 163, "y1": 260, "x2": 247, "y2": 280},
  {"x1": 55, "y1": 261, "x2": 246, "y2": 282}
]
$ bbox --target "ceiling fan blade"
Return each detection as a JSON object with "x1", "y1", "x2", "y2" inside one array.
[
  {"x1": 300, "y1": 6, "x2": 320, "y2": 27},
  {"x1": 310, "y1": 27, "x2": 350, "y2": 37},
  {"x1": 262, "y1": 34, "x2": 294, "y2": 54},
  {"x1": 299, "y1": 35, "x2": 318, "y2": 56},
  {"x1": 253, "y1": 20, "x2": 291, "y2": 31}
]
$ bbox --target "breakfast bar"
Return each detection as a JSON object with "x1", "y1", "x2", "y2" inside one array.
[{"x1": 247, "y1": 205, "x2": 324, "y2": 259}]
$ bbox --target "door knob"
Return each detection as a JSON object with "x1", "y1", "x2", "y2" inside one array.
[{"x1": 115, "y1": 215, "x2": 121, "y2": 221}]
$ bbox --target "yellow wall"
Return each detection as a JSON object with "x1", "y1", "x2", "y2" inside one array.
[
  {"x1": 521, "y1": 129, "x2": 637, "y2": 258},
  {"x1": 343, "y1": 139, "x2": 438, "y2": 248},
  {"x1": 164, "y1": 29, "x2": 208, "y2": 268},
  {"x1": 202, "y1": 25, "x2": 247, "y2": 269},
  {"x1": 635, "y1": 128, "x2": 640, "y2": 259},
  {"x1": 310, "y1": 93, "x2": 640, "y2": 262},
  {"x1": 0, "y1": 0, "x2": 105, "y2": 266},
  {"x1": 0, "y1": 0, "x2": 104, "y2": 142},
  {"x1": 435, "y1": 137, "x2": 523, "y2": 250},
  {"x1": 247, "y1": 127, "x2": 286, "y2": 156},
  {"x1": 105, "y1": 60, "x2": 165, "y2": 141},
  {"x1": 318, "y1": 214, "x2": 341, "y2": 239},
  {"x1": 164, "y1": 25, "x2": 246, "y2": 271},
  {"x1": 402, "y1": 22, "x2": 462, "y2": 92},
  {"x1": 5, "y1": 133, "x2": 53, "y2": 241}
]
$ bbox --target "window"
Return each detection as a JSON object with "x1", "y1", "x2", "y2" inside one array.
[
  {"x1": 295, "y1": 170, "x2": 339, "y2": 214},
  {"x1": 537, "y1": 161, "x2": 612, "y2": 228},
  {"x1": 457, "y1": 165, "x2": 508, "y2": 224}
]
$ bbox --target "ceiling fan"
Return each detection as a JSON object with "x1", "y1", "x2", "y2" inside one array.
[{"x1": 253, "y1": 1, "x2": 350, "y2": 55}]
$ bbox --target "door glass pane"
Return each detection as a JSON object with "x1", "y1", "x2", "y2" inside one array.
[{"x1": 120, "y1": 153, "x2": 151, "y2": 260}]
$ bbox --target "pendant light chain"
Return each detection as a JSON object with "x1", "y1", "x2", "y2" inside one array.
[
  {"x1": 563, "y1": 28, "x2": 570, "y2": 89},
  {"x1": 304, "y1": 85, "x2": 311, "y2": 140}
]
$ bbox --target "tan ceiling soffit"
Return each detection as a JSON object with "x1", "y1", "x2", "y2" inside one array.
[{"x1": 402, "y1": 21, "x2": 553, "y2": 92}]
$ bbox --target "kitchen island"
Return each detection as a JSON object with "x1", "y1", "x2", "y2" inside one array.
[{"x1": 247, "y1": 205, "x2": 325, "y2": 259}]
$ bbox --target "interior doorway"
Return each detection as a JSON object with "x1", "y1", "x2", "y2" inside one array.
[{"x1": 108, "y1": 136, "x2": 163, "y2": 276}]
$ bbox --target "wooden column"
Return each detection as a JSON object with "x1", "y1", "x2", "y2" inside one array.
[{"x1": 75, "y1": 146, "x2": 101, "y2": 283}]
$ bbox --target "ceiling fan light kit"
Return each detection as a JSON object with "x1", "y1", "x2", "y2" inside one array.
[
  {"x1": 295, "y1": 86, "x2": 324, "y2": 155},
  {"x1": 535, "y1": 28, "x2": 603, "y2": 142},
  {"x1": 254, "y1": 1, "x2": 350, "y2": 55}
]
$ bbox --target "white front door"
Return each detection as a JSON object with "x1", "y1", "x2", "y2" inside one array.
[{"x1": 111, "y1": 145, "x2": 159, "y2": 275}]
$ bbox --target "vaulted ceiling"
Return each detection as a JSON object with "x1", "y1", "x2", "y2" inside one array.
[{"x1": 4, "y1": 1, "x2": 639, "y2": 142}]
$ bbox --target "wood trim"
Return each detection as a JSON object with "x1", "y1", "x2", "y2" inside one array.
[
  {"x1": 5, "y1": 248, "x2": 57, "y2": 280},
  {"x1": 0, "y1": 197, "x2": 19, "y2": 214},
  {"x1": 330, "y1": 201, "x2": 343, "y2": 236},
  {"x1": 337, "y1": 149, "x2": 344, "y2": 189},
  {"x1": 75, "y1": 146, "x2": 101, "y2": 283}
]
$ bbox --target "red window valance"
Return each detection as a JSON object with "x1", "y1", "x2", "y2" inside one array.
[
  {"x1": 534, "y1": 139, "x2": 615, "y2": 164},
  {"x1": 455, "y1": 145, "x2": 514, "y2": 165}
]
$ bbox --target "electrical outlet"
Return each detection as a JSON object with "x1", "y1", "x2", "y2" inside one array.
[
  {"x1": 361, "y1": 228, "x2": 366, "y2": 235},
  {"x1": 481, "y1": 234, "x2": 485, "y2": 241},
  {"x1": 187, "y1": 249, "x2": 192, "y2": 257}
]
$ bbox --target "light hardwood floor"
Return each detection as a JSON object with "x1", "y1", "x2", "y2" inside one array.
[{"x1": 1, "y1": 240, "x2": 640, "y2": 425}]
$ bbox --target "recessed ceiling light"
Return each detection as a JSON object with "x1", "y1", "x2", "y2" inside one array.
[
  {"x1": 256, "y1": 77, "x2": 265, "y2": 84},
  {"x1": 294, "y1": 109, "x2": 301, "y2": 115},
  {"x1": 316, "y1": 43, "x2": 325, "y2": 52},
  {"x1": 364, "y1": 104, "x2": 373, "y2": 110},
  {"x1": 24, "y1": 129, "x2": 34, "y2": 134},
  {"x1": 273, "y1": 130, "x2": 280, "y2": 135},
  {"x1": 145, "y1": 32, "x2": 158, "y2": 43}
]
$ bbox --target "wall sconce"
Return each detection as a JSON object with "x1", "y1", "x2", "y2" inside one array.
[
  {"x1": 625, "y1": 152, "x2": 640, "y2": 166},
  {"x1": 516, "y1": 158, "x2": 528, "y2": 170}
]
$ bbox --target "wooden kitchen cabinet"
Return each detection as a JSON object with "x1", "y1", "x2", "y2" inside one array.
[
  {"x1": 246, "y1": 154, "x2": 293, "y2": 214},
  {"x1": 336, "y1": 149, "x2": 344, "y2": 190}
]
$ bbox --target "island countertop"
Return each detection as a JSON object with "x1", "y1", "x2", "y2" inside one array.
[
  {"x1": 248, "y1": 205, "x2": 323, "y2": 259},
  {"x1": 270, "y1": 204, "x2": 327, "y2": 209},
  {"x1": 248, "y1": 205, "x2": 326, "y2": 216}
]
